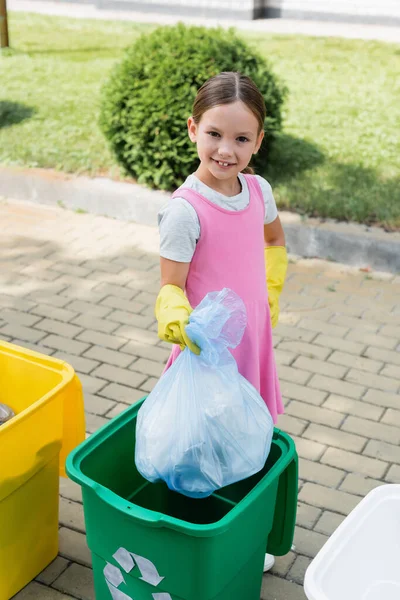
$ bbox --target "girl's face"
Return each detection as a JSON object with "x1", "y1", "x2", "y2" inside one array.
[{"x1": 188, "y1": 100, "x2": 264, "y2": 188}]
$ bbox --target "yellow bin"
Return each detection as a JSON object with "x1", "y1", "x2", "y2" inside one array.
[{"x1": 0, "y1": 340, "x2": 85, "y2": 600}]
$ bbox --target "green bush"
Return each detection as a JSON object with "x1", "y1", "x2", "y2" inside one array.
[{"x1": 99, "y1": 23, "x2": 287, "y2": 191}]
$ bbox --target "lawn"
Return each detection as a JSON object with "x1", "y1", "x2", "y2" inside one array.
[{"x1": 1, "y1": 13, "x2": 400, "y2": 229}]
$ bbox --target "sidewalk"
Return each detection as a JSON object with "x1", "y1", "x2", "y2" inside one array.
[
  {"x1": 2, "y1": 196, "x2": 400, "y2": 600},
  {"x1": 8, "y1": 0, "x2": 400, "y2": 43}
]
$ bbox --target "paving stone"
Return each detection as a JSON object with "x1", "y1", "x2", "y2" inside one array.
[
  {"x1": 59, "y1": 527, "x2": 92, "y2": 567},
  {"x1": 84, "y1": 393, "x2": 116, "y2": 416},
  {"x1": 313, "y1": 334, "x2": 365, "y2": 356},
  {"x1": 140, "y1": 377, "x2": 159, "y2": 392},
  {"x1": 130, "y1": 291, "x2": 157, "y2": 305},
  {"x1": 380, "y1": 364, "x2": 400, "y2": 380},
  {"x1": 261, "y1": 575, "x2": 307, "y2": 600},
  {"x1": 13, "y1": 582, "x2": 75, "y2": 599},
  {"x1": 385, "y1": 464, "x2": 400, "y2": 483},
  {"x1": 7, "y1": 338, "x2": 54, "y2": 355},
  {"x1": 288, "y1": 555, "x2": 312, "y2": 585},
  {"x1": 59, "y1": 498, "x2": 85, "y2": 532},
  {"x1": 314, "y1": 511, "x2": 345, "y2": 536},
  {"x1": 291, "y1": 435, "x2": 326, "y2": 461},
  {"x1": 345, "y1": 368, "x2": 399, "y2": 393},
  {"x1": 346, "y1": 329, "x2": 397, "y2": 350},
  {"x1": 286, "y1": 400, "x2": 344, "y2": 428},
  {"x1": 59, "y1": 477, "x2": 83, "y2": 503},
  {"x1": 363, "y1": 388, "x2": 400, "y2": 410},
  {"x1": 293, "y1": 526, "x2": 329, "y2": 558},
  {"x1": 322, "y1": 394, "x2": 384, "y2": 421},
  {"x1": 296, "y1": 502, "x2": 322, "y2": 530},
  {"x1": 40, "y1": 334, "x2": 90, "y2": 356},
  {"x1": 65, "y1": 300, "x2": 111, "y2": 318},
  {"x1": 53, "y1": 563, "x2": 95, "y2": 600},
  {"x1": 364, "y1": 439, "x2": 400, "y2": 465},
  {"x1": 82, "y1": 345, "x2": 134, "y2": 368},
  {"x1": 52, "y1": 351, "x2": 99, "y2": 374},
  {"x1": 274, "y1": 348, "x2": 297, "y2": 366},
  {"x1": 71, "y1": 314, "x2": 119, "y2": 334},
  {"x1": 277, "y1": 341, "x2": 331, "y2": 360},
  {"x1": 36, "y1": 557, "x2": 70, "y2": 585},
  {"x1": 281, "y1": 381, "x2": 328, "y2": 406},
  {"x1": 275, "y1": 324, "x2": 317, "y2": 343},
  {"x1": 50, "y1": 262, "x2": 92, "y2": 278},
  {"x1": 77, "y1": 329, "x2": 126, "y2": 350},
  {"x1": 120, "y1": 340, "x2": 171, "y2": 363},
  {"x1": 298, "y1": 482, "x2": 360, "y2": 515},
  {"x1": 299, "y1": 458, "x2": 344, "y2": 488},
  {"x1": 76, "y1": 373, "x2": 108, "y2": 395},
  {"x1": 298, "y1": 318, "x2": 349, "y2": 339},
  {"x1": 277, "y1": 365, "x2": 311, "y2": 386},
  {"x1": 271, "y1": 551, "x2": 296, "y2": 577},
  {"x1": 99, "y1": 383, "x2": 146, "y2": 404},
  {"x1": 341, "y1": 415, "x2": 400, "y2": 445},
  {"x1": 292, "y1": 356, "x2": 347, "y2": 379},
  {"x1": 105, "y1": 402, "x2": 131, "y2": 418},
  {"x1": 364, "y1": 346, "x2": 400, "y2": 366},
  {"x1": 380, "y1": 324, "x2": 400, "y2": 339},
  {"x1": 0, "y1": 323, "x2": 46, "y2": 343},
  {"x1": 322, "y1": 447, "x2": 387, "y2": 478},
  {"x1": 91, "y1": 282, "x2": 136, "y2": 300},
  {"x1": 100, "y1": 295, "x2": 146, "y2": 314},
  {"x1": 308, "y1": 374, "x2": 365, "y2": 400},
  {"x1": 130, "y1": 357, "x2": 164, "y2": 378},
  {"x1": 303, "y1": 423, "x2": 367, "y2": 453},
  {"x1": 92, "y1": 363, "x2": 147, "y2": 388},
  {"x1": 329, "y1": 314, "x2": 380, "y2": 333},
  {"x1": 339, "y1": 473, "x2": 384, "y2": 496},
  {"x1": 85, "y1": 412, "x2": 110, "y2": 433},
  {"x1": 0, "y1": 308, "x2": 42, "y2": 327},
  {"x1": 328, "y1": 350, "x2": 383, "y2": 373},
  {"x1": 107, "y1": 310, "x2": 154, "y2": 330},
  {"x1": 113, "y1": 325, "x2": 158, "y2": 345}
]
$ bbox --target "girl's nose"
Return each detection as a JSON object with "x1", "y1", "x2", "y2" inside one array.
[{"x1": 218, "y1": 145, "x2": 233, "y2": 158}]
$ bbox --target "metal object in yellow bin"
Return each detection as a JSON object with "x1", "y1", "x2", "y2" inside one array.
[
  {"x1": 0, "y1": 340, "x2": 86, "y2": 600},
  {"x1": 0, "y1": 403, "x2": 15, "y2": 425}
]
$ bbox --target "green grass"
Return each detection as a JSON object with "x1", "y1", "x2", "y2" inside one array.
[{"x1": 1, "y1": 13, "x2": 400, "y2": 228}]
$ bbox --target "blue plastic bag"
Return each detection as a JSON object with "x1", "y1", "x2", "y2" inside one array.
[{"x1": 135, "y1": 288, "x2": 274, "y2": 499}]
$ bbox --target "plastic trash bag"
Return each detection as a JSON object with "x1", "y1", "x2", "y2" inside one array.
[{"x1": 135, "y1": 288, "x2": 274, "y2": 499}]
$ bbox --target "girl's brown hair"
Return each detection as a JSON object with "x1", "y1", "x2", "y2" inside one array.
[{"x1": 192, "y1": 72, "x2": 266, "y2": 174}]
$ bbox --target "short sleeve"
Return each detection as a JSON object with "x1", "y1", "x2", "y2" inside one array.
[
  {"x1": 255, "y1": 175, "x2": 278, "y2": 225},
  {"x1": 158, "y1": 197, "x2": 200, "y2": 263}
]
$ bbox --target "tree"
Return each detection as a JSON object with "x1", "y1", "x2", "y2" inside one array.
[{"x1": 0, "y1": 0, "x2": 10, "y2": 49}]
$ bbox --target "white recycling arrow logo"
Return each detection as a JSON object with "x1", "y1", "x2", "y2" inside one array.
[{"x1": 104, "y1": 546, "x2": 172, "y2": 600}]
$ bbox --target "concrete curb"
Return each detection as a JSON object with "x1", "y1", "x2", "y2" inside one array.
[{"x1": 1, "y1": 166, "x2": 399, "y2": 273}]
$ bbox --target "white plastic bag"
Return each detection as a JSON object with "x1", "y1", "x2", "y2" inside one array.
[{"x1": 135, "y1": 288, "x2": 274, "y2": 498}]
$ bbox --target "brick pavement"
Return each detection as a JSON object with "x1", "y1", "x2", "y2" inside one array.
[{"x1": 1, "y1": 198, "x2": 399, "y2": 600}]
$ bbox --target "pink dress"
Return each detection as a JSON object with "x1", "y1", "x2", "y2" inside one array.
[{"x1": 164, "y1": 174, "x2": 284, "y2": 423}]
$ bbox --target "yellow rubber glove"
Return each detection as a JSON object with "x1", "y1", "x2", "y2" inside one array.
[
  {"x1": 265, "y1": 246, "x2": 288, "y2": 328},
  {"x1": 155, "y1": 284, "x2": 200, "y2": 354}
]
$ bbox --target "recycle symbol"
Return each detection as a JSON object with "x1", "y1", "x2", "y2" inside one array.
[{"x1": 104, "y1": 546, "x2": 172, "y2": 600}]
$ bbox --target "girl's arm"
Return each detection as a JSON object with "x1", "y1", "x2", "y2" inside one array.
[
  {"x1": 160, "y1": 257, "x2": 191, "y2": 290},
  {"x1": 264, "y1": 215, "x2": 286, "y2": 247}
]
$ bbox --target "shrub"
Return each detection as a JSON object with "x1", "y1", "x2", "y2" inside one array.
[{"x1": 100, "y1": 23, "x2": 287, "y2": 190}]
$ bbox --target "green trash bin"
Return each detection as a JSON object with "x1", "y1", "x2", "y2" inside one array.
[{"x1": 66, "y1": 399, "x2": 297, "y2": 600}]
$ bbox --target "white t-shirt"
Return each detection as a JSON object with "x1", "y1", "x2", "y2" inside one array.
[{"x1": 158, "y1": 173, "x2": 278, "y2": 263}]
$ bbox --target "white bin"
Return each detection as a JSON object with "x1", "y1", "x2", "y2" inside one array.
[{"x1": 304, "y1": 484, "x2": 400, "y2": 600}]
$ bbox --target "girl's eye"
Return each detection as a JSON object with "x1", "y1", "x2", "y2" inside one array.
[
  {"x1": 208, "y1": 131, "x2": 220, "y2": 138},
  {"x1": 237, "y1": 136, "x2": 249, "y2": 143}
]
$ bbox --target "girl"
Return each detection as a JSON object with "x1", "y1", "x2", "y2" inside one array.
[{"x1": 155, "y1": 71, "x2": 288, "y2": 572}]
